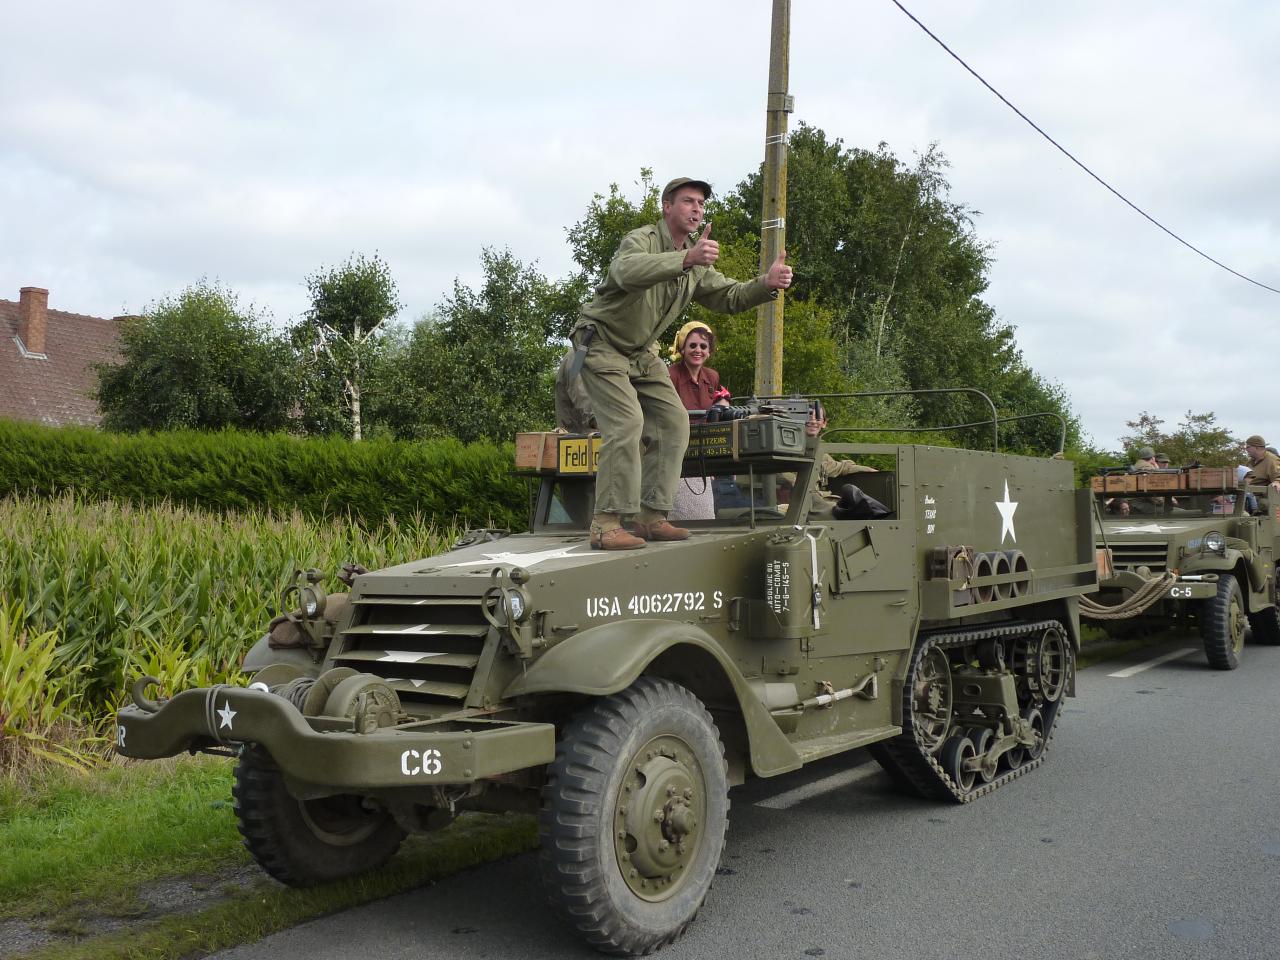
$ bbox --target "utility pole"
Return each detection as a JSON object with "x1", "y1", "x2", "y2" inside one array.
[{"x1": 754, "y1": 0, "x2": 793, "y2": 397}]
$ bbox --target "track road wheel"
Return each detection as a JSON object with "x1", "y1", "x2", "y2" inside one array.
[
  {"x1": 940, "y1": 734, "x2": 977, "y2": 794},
  {"x1": 232, "y1": 745, "x2": 405, "y2": 886},
  {"x1": 539, "y1": 677, "x2": 729, "y2": 956},
  {"x1": 966, "y1": 727, "x2": 996, "y2": 783},
  {"x1": 1021, "y1": 706, "x2": 1046, "y2": 762},
  {"x1": 1248, "y1": 605, "x2": 1280, "y2": 646},
  {"x1": 1201, "y1": 576, "x2": 1246, "y2": 670}
]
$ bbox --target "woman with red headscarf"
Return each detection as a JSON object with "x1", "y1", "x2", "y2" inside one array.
[{"x1": 668, "y1": 321, "x2": 729, "y2": 520}]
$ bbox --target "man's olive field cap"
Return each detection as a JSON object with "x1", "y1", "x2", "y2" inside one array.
[
  {"x1": 1138, "y1": 447, "x2": 1155, "y2": 460},
  {"x1": 662, "y1": 177, "x2": 713, "y2": 202}
]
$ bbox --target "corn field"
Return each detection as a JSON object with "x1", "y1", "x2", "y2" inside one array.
[{"x1": 0, "y1": 492, "x2": 458, "y2": 767}]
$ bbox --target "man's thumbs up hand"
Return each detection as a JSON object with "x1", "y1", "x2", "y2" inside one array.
[
  {"x1": 765, "y1": 248, "x2": 793, "y2": 290},
  {"x1": 683, "y1": 222, "x2": 720, "y2": 269}
]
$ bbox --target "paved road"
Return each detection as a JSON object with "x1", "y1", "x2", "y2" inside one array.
[{"x1": 215, "y1": 643, "x2": 1280, "y2": 960}]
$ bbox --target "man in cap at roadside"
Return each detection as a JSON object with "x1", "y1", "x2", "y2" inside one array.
[
  {"x1": 567, "y1": 176, "x2": 793, "y2": 550},
  {"x1": 1242, "y1": 435, "x2": 1280, "y2": 494}
]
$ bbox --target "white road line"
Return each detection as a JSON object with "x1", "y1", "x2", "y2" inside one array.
[
  {"x1": 1106, "y1": 647, "x2": 1198, "y2": 678},
  {"x1": 755, "y1": 764, "x2": 881, "y2": 810}
]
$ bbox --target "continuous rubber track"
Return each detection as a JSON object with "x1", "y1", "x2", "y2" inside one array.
[{"x1": 872, "y1": 619, "x2": 1069, "y2": 804}]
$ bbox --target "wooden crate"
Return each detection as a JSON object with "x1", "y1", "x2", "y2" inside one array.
[
  {"x1": 514, "y1": 432, "x2": 561, "y2": 470},
  {"x1": 1181, "y1": 467, "x2": 1236, "y2": 490},
  {"x1": 1091, "y1": 475, "x2": 1137, "y2": 493},
  {"x1": 1091, "y1": 471, "x2": 1220, "y2": 494}
]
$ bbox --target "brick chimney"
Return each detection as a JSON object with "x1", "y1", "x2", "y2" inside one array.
[{"x1": 18, "y1": 286, "x2": 49, "y2": 356}]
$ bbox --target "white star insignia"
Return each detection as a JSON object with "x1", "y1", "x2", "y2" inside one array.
[
  {"x1": 217, "y1": 701, "x2": 237, "y2": 730},
  {"x1": 1109, "y1": 523, "x2": 1187, "y2": 534},
  {"x1": 995, "y1": 480, "x2": 1019, "y2": 544},
  {"x1": 435, "y1": 546, "x2": 589, "y2": 570}
]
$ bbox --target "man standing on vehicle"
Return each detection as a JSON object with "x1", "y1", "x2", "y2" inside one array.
[{"x1": 570, "y1": 177, "x2": 793, "y2": 550}]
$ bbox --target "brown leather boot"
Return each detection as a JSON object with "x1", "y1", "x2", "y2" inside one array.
[
  {"x1": 590, "y1": 525, "x2": 647, "y2": 550},
  {"x1": 630, "y1": 518, "x2": 690, "y2": 542}
]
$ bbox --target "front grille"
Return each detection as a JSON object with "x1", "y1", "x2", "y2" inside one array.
[
  {"x1": 333, "y1": 595, "x2": 491, "y2": 716},
  {"x1": 1108, "y1": 541, "x2": 1169, "y2": 573}
]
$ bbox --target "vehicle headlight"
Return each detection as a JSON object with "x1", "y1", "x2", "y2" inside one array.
[
  {"x1": 506, "y1": 589, "x2": 527, "y2": 621},
  {"x1": 301, "y1": 586, "x2": 324, "y2": 618},
  {"x1": 1203, "y1": 531, "x2": 1226, "y2": 554}
]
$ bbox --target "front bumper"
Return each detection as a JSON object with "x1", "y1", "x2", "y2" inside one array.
[
  {"x1": 115, "y1": 685, "x2": 555, "y2": 788},
  {"x1": 1099, "y1": 570, "x2": 1219, "y2": 600}
]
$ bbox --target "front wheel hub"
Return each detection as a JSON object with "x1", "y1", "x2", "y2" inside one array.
[{"x1": 616, "y1": 738, "x2": 705, "y2": 899}]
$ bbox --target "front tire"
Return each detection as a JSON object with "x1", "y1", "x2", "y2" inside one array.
[
  {"x1": 539, "y1": 677, "x2": 729, "y2": 956},
  {"x1": 1248, "y1": 605, "x2": 1280, "y2": 646},
  {"x1": 1201, "y1": 576, "x2": 1246, "y2": 670},
  {"x1": 232, "y1": 745, "x2": 405, "y2": 886}
]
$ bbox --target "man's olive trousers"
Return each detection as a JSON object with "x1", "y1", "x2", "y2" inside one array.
[{"x1": 580, "y1": 341, "x2": 689, "y2": 516}]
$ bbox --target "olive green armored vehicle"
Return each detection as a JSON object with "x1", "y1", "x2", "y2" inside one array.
[
  {"x1": 116, "y1": 398, "x2": 1097, "y2": 955},
  {"x1": 1088, "y1": 466, "x2": 1280, "y2": 669}
]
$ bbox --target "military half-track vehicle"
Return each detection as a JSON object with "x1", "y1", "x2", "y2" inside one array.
[
  {"x1": 1088, "y1": 466, "x2": 1280, "y2": 669},
  {"x1": 116, "y1": 400, "x2": 1097, "y2": 955}
]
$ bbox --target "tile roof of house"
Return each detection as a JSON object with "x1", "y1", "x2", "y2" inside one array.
[{"x1": 0, "y1": 297, "x2": 123, "y2": 427}]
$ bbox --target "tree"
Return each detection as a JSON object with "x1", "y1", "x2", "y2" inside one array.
[
  {"x1": 1119, "y1": 411, "x2": 1241, "y2": 467},
  {"x1": 294, "y1": 253, "x2": 402, "y2": 440},
  {"x1": 396, "y1": 249, "x2": 563, "y2": 444},
  {"x1": 96, "y1": 280, "x2": 293, "y2": 432},
  {"x1": 716, "y1": 125, "x2": 1078, "y2": 440}
]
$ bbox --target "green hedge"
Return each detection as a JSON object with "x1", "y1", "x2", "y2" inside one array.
[{"x1": 0, "y1": 419, "x2": 528, "y2": 530}]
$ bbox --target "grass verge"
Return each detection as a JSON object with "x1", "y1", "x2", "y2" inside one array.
[{"x1": 2, "y1": 757, "x2": 537, "y2": 960}]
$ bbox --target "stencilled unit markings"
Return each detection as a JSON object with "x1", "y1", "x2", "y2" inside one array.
[{"x1": 587, "y1": 590, "x2": 724, "y2": 619}]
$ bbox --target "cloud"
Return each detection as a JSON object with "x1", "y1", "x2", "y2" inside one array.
[{"x1": 1, "y1": 0, "x2": 1277, "y2": 451}]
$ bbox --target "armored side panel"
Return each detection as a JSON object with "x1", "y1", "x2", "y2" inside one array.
[{"x1": 822, "y1": 444, "x2": 1095, "y2": 638}]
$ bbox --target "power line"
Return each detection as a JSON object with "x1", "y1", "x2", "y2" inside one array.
[{"x1": 888, "y1": 0, "x2": 1280, "y2": 296}]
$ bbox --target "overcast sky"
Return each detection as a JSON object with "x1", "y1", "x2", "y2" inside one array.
[{"x1": 2, "y1": 1, "x2": 1277, "y2": 451}]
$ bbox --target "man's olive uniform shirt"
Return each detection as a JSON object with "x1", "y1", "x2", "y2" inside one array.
[
  {"x1": 1245, "y1": 452, "x2": 1280, "y2": 485},
  {"x1": 575, "y1": 221, "x2": 775, "y2": 354}
]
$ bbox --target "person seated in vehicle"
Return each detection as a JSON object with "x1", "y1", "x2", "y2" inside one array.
[
  {"x1": 1129, "y1": 447, "x2": 1158, "y2": 472},
  {"x1": 1105, "y1": 498, "x2": 1131, "y2": 516},
  {"x1": 803, "y1": 401, "x2": 887, "y2": 519},
  {"x1": 1155, "y1": 453, "x2": 1172, "y2": 468},
  {"x1": 1243, "y1": 435, "x2": 1280, "y2": 496}
]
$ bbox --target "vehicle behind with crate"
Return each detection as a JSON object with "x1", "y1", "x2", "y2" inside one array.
[{"x1": 1087, "y1": 466, "x2": 1280, "y2": 668}]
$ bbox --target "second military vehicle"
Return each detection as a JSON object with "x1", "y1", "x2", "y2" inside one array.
[
  {"x1": 116, "y1": 397, "x2": 1097, "y2": 956},
  {"x1": 1088, "y1": 466, "x2": 1280, "y2": 669}
]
